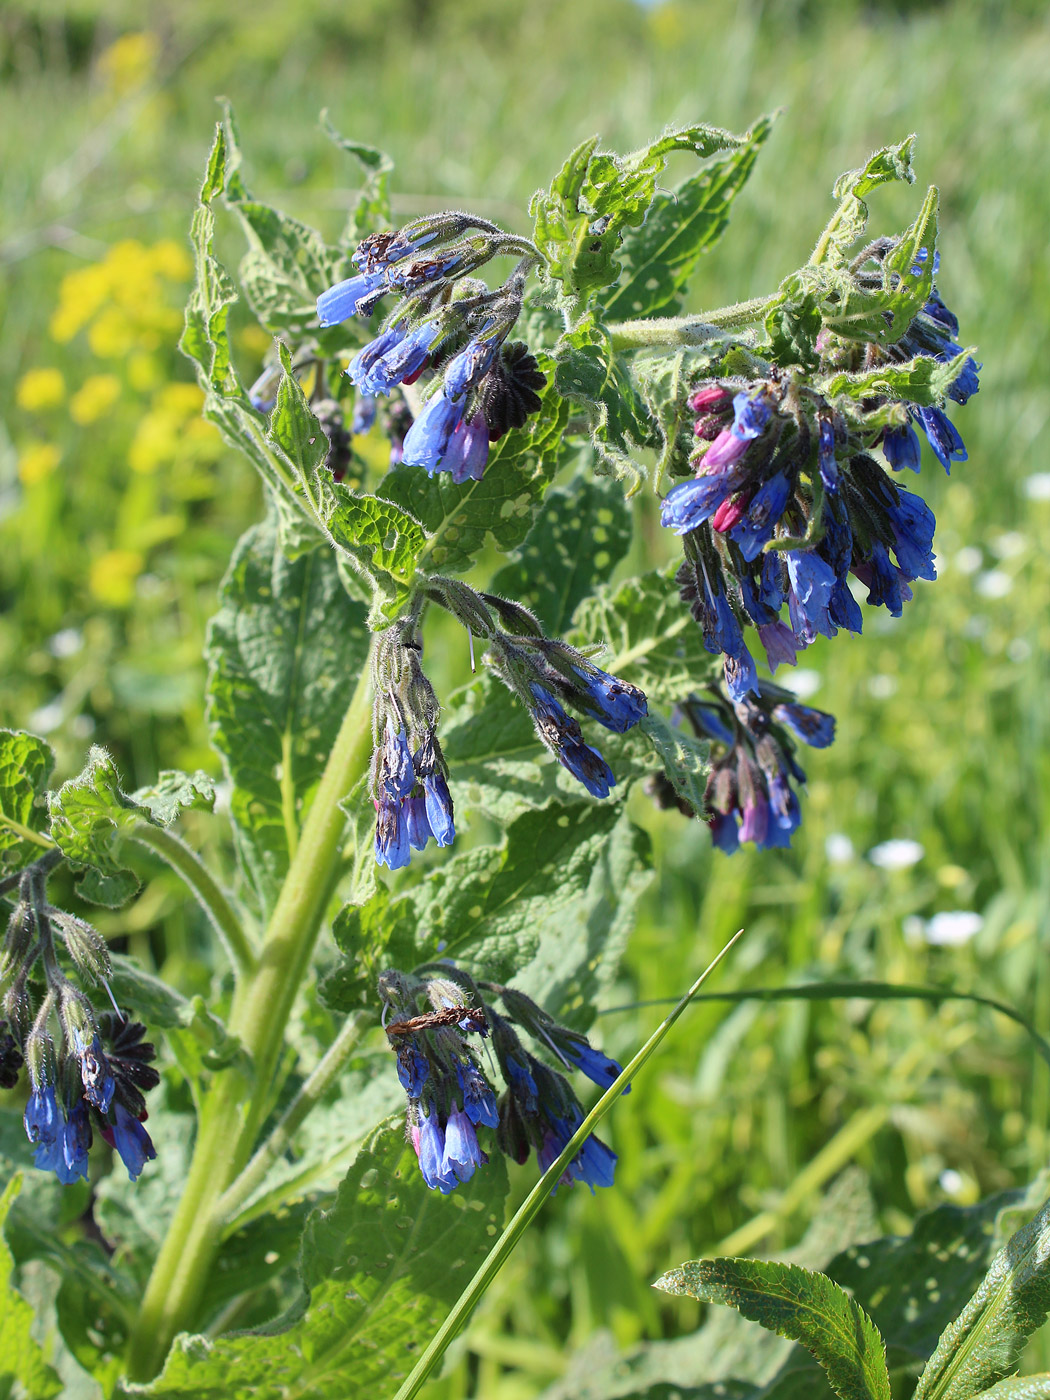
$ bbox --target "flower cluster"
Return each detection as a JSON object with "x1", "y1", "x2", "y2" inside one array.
[
  {"x1": 370, "y1": 627, "x2": 455, "y2": 872},
  {"x1": 662, "y1": 256, "x2": 975, "y2": 703},
  {"x1": 317, "y1": 214, "x2": 545, "y2": 482},
  {"x1": 1, "y1": 859, "x2": 159, "y2": 1184},
  {"x1": 458, "y1": 588, "x2": 648, "y2": 798},
  {"x1": 649, "y1": 683, "x2": 835, "y2": 852},
  {"x1": 381, "y1": 967, "x2": 622, "y2": 1196}
]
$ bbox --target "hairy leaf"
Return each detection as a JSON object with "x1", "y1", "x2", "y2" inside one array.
[
  {"x1": 654, "y1": 1258, "x2": 891, "y2": 1400},
  {"x1": 0, "y1": 1176, "x2": 63, "y2": 1398},
  {"x1": 108, "y1": 954, "x2": 243, "y2": 1080},
  {"x1": 488, "y1": 474, "x2": 632, "y2": 634},
  {"x1": 828, "y1": 1190, "x2": 1029, "y2": 1370},
  {"x1": 822, "y1": 349, "x2": 974, "y2": 407},
  {"x1": 323, "y1": 797, "x2": 650, "y2": 1015},
  {"x1": 913, "y1": 1194, "x2": 1050, "y2": 1400},
  {"x1": 604, "y1": 115, "x2": 775, "y2": 320},
  {"x1": 632, "y1": 712, "x2": 708, "y2": 817},
  {"x1": 811, "y1": 136, "x2": 917, "y2": 266},
  {"x1": 0, "y1": 729, "x2": 54, "y2": 872},
  {"x1": 131, "y1": 771, "x2": 216, "y2": 826},
  {"x1": 218, "y1": 104, "x2": 354, "y2": 338},
  {"x1": 321, "y1": 112, "x2": 394, "y2": 245},
  {"x1": 571, "y1": 566, "x2": 715, "y2": 706},
  {"x1": 205, "y1": 515, "x2": 369, "y2": 917},
  {"x1": 48, "y1": 747, "x2": 151, "y2": 906},
  {"x1": 554, "y1": 318, "x2": 657, "y2": 482},
  {"x1": 377, "y1": 365, "x2": 571, "y2": 576},
  {"x1": 120, "y1": 1126, "x2": 508, "y2": 1400},
  {"x1": 532, "y1": 123, "x2": 756, "y2": 304}
]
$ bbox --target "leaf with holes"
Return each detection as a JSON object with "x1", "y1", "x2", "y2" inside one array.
[
  {"x1": 118, "y1": 1125, "x2": 509, "y2": 1400},
  {"x1": 913, "y1": 1194, "x2": 1050, "y2": 1400},
  {"x1": 488, "y1": 474, "x2": 632, "y2": 634}
]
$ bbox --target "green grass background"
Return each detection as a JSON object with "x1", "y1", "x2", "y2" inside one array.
[{"x1": 2, "y1": 0, "x2": 1050, "y2": 1394}]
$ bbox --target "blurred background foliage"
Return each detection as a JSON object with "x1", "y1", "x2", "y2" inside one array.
[{"x1": 1, "y1": 0, "x2": 1049, "y2": 1395}]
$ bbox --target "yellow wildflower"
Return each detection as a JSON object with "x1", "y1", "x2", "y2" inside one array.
[
  {"x1": 97, "y1": 32, "x2": 158, "y2": 96},
  {"x1": 70, "y1": 374, "x2": 122, "y2": 425},
  {"x1": 18, "y1": 443, "x2": 62, "y2": 486},
  {"x1": 90, "y1": 550, "x2": 144, "y2": 607},
  {"x1": 16, "y1": 368, "x2": 66, "y2": 412}
]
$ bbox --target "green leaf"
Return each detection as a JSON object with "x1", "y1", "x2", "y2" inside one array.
[
  {"x1": 818, "y1": 186, "x2": 938, "y2": 346},
  {"x1": 969, "y1": 1379, "x2": 1050, "y2": 1400},
  {"x1": 377, "y1": 365, "x2": 571, "y2": 575},
  {"x1": 822, "y1": 349, "x2": 975, "y2": 407},
  {"x1": 321, "y1": 112, "x2": 394, "y2": 245},
  {"x1": 323, "y1": 797, "x2": 650, "y2": 1014},
  {"x1": 120, "y1": 1125, "x2": 509, "y2": 1400},
  {"x1": 913, "y1": 1194, "x2": 1050, "y2": 1400},
  {"x1": 571, "y1": 566, "x2": 714, "y2": 706},
  {"x1": 48, "y1": 747, "x2": 151, "y2": 906},
  {"x1": 131, "y1": 771, "x2": 216, "y2": 826},
  {"x1": 205, "y1": 515, "x2": 369, "y2": 917},
  {"x1": 604, "y1": 115, "x2": 774, "y2": 320},
  {"x1": 532, "y1": 123, "x2": 756, "y2": 305},
  {"x1": 266, "y1": 341, "x2": 428, "y2": 613},
  {"x1": 811, "y1": 136, "x2": 917, "y2": 266},
  {"x1": 553, "y1": 317, "x2": 657, "y2": 483},
  {"x1": 828, "y1": 1187, "x2": 1042, "y2": 1370},
  {"x1": 0, "y1": 1176, "x2": 63, "y2": 1398},
  {"x1": 215, "y1": 105, "x2": 354, "y2": 338},
  {"x1": 0, "y1": 729, "x2": 54, "y2": 871},
  {"x1": 653, "y1": 1258, "x2": 891, "y2": 1400},
  {"x1": 488, "y1": 474, "x2": 632, "y2": 635},
  {"x1": 633, "y1": 712, "x2": 708, "y2": 817}
]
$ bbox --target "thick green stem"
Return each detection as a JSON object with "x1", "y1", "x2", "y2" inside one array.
[
  {"x1": 129, "y1": 822, "x2": 257, "y2": 977},
  {"x1": 607, "y1": 295, "x2": 776, "y2": 350},
  {"x1": 125, "y1": 655, "x2": 375, "y2": 1382}
]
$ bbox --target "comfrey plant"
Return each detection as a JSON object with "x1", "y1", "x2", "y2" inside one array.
[{"x1": 3, "y1": 108, "x2": 1030, "y2": 1400}]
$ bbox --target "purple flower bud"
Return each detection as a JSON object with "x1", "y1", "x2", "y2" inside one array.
[
  {"x1": 701, "y1": 427, "x2": 750, "y2": 470},
  {"x1": 441, "y1": 1106, "x2": 486, "y2": 1183},
  {"x1": 911, "y1": 406, "x2": 966, "y2": 473},
  {"x1": 374, "y1": 795, "x2": 410, "y2": 870},
  {"x1": 404, "y1": 795, "x2": 434, "y2": 851},
  {"x1": 351, "y1": 393, "x2": 377, "y2": 435},
  {"x1": 661, "y1": 469, "x2": 742, "y2": 535},
  {"x1": 723, "y1": 646, "x2": 758, "y2": 703},
  {"x1": 443, "y1": 336, "x2": 498, "y2": 400},
  {"x1": 773, "y1": 701, "x2": 836, "y2": 749},
  {"x1": 887, "y1": 489, "x2": 937, "y2": 582},
  {"x1": 107, "y1": 1102, "x2": 156, "y2": 1183},
  {"x1": 422, "y1": 773, "x2": 455, "y2": 847},
  {"x1": 818, "y1": 418, "x2": 838, "y2": 491},
  {"x1": 396, "y1": 1042, "x2": 430, "y2": 1097},
  {"x1": 786, "y1": 551, "x2": 837, "y2": 645},
  {"x1": 416, "y1": 1113, "x2": 458, "y2": 1193}
]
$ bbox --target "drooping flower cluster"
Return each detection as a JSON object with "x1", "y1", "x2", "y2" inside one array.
[
  {"x1": 456, "y1": 587, "x2": 648, "y2": 799},
  {"x1": 662, "y1": 255, "x2": 975, "y2": 704},
  {"x1": 370, "y1": 625, "x2": 455, "y2": 872},
  {"x1": 649, "y1": 683, "x2": 835, "y2": 853},
  {"x1": 317, "y1": 214, "x2": 546, "y2": 482},
  {"x1": 2, "y1": 865, "x2": 159, "y2": 1184},
  {"x1": 380, "y1": 967, "x2": 622, "y2": 1196}
]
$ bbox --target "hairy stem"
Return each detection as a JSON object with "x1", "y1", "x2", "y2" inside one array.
[
  {"x1": 129, "y1": 822, "x2": 257, "y2": 977},
  {"x1": 125, "y1": 653, "x2": 375, "y2": 1382},
  {"x1": 606, "y1": 295, "x2": 775, "y2": 350}
]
